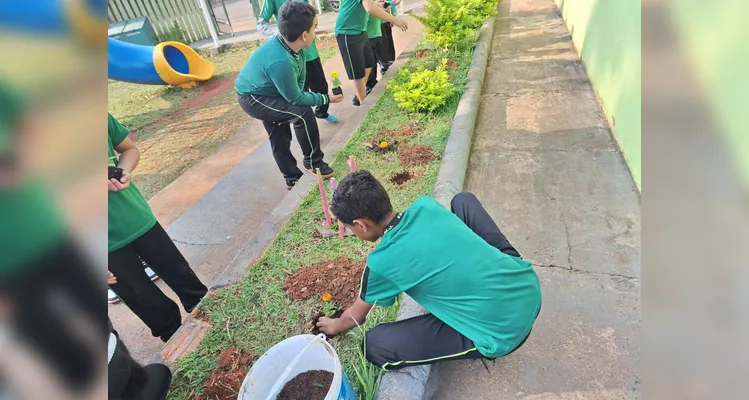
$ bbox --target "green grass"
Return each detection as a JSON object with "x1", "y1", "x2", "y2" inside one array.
[
  {"x1": 108, "y1": 35, "x2": 339, "y2": 200},
  {"x1": 167, "y1": 34, "x2": 476, "y2": 400}
]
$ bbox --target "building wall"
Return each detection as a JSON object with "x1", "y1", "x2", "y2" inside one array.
[{"x1": 554, "y1": 0, "x2": 641, "y2": 188}]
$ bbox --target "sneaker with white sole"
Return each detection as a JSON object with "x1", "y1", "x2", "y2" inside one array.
[{"x1": 108, "y1": 289, "x2": 120, "y2": 305}]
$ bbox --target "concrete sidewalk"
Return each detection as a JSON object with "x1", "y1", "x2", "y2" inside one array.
[
  {"x1": 110, "y1": 12, "x2": 425, "y2": 364},
  {"x1": 425, "y1": 0, "x2": 641, "y2": 398},
  {"x1": 191, "y1": 1, "x2": 427, "y2": 50}
]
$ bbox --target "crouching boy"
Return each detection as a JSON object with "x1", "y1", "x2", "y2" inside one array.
[{"x1": 317, "y1": 171, "x2": 542, "y2": 369}]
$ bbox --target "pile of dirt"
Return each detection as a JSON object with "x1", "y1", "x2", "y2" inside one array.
[
  {"x1": 399, "y1": 144, "x2": 437, "y2": 166},
  {"x1": 415, "y1": 49, "x2": 431, "y2": 59},
  {"x1": 282, "y1": 257, "x2": 365, "y2": 308},
  {"x1": 196, "y1": 347, "x2": 254, "y2": 400},
  {"x1": 277, "y1": 370, "x2": 334, "y2": 400},
  {"x1": 390, "y1": 171, "x2": 415, "y2": 186},
  {"x1": 379, "y1": 121, "x2": 420, "y2": 139},
  {"x1": 446, "y1": 60, "x2": 461, "y2": 69}
]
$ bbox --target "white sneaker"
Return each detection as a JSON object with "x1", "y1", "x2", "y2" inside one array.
[
  {"x1": 108, "y1": 289, "x2": 120, "y2": 305},
  {"x1": 145, "y1": 266, "x2": 159, "y2": 282}
]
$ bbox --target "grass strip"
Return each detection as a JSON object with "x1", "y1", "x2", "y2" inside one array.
[{"x1": 168, "y1": 31, "x2": 479, "y2": 400}]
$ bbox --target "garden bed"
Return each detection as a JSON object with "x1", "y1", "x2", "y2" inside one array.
[{"x1": 168, "y1": 26, "x2": 484, "y2": 400}]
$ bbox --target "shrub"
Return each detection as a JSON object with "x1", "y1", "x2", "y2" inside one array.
[
  {"x1": 389, "y1": 59, "x2": 454, "y2": 113},
  {"x1": 158, "y1": 21, "x2": 187, "y2": 44},
  {"x1": 416, "y1": 0, "x2": 498, "y2": 48}
]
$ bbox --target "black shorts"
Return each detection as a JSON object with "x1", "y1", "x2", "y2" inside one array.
[{"x1": 336, "y1": 32, "x2": 375, "y2": 80}]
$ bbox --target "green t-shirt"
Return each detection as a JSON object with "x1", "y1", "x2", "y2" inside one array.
[
  {"x1": 0, "y1": 83, "x2": 66, "y2": 276},
  {"x1": 361, "y1": 197, "x2": 542, "y2": 358},
  {"x1": 335, "y1": 0, "x2": 369, "y2": 35},
  {"x1": 365, "y1": 14, "x2": 382, "y2": 39},
  {"x1": 235, "y1": 37, "x2": 329, "y2": 106},
  {"x1": 108, "y1": 113, "x2": 156, "y2": 253},
  {"x1": 259, "y1": 0, "x2": 320, "y2": 62}
]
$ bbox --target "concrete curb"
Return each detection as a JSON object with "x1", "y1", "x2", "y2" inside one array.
[
  {"x1": 374, "y1": 16, "x2": 498, "y2": 400},
  {"x1": 152, "y1": 33, "x2": 424, "y2": 367}
]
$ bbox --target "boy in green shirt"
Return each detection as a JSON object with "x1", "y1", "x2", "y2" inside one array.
[
  {"x1": 335, "y1": 0, "x2": 408, "y2": 106},
  {"x1": 257, "y1": 0, "x2": 339, "y2": 123},
  {"x1": 317, "y1": 171, "x2": 542, "y2": 369},
  {"x1": 108, "y1": 113, "x2": 208, "y2": 342},
  {"x1": 236, "y1": 1, "x2": 343, "y2": 188},
  {"x1": 365, "y1": 6, "x2": 384, "y2": 91}
]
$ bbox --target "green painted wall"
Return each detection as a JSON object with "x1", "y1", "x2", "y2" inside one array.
[
  {"x1": 554, "y1": 0, "x2": 641, "y2": 188},
  {"x1": 669, "y1": 1, "x2": 749, "y2": 186}
]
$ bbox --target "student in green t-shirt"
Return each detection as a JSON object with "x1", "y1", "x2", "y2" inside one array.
[
  {"x1": 364, "y1": 6, "x2": 384, "y2": 91},
  {"x1": 335, "y1": 0, "x2": 408, "y2": 106},
  {"x1": 257, "y1": 0, "x2": 339, "y2": 124},
  {"x1": 236, "y1": 1, "x2": 343, "y2": 188},
  {"x1": 108, "y1": 113, "x2": 208, "y2": 342},
  {"x1": 317, "y1": 171, "x2": 542, "y2": 369}
]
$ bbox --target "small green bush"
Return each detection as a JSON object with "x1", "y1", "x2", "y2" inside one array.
[
  {"x1": 417, "y1": 0, "x2": 498, "y2": 48},
  {"x1": 158, "y1": 21, "x2": 187, "y2": 44},
  {"x1": 389, "y1": 59, "x2": 455, "y2": 113}
]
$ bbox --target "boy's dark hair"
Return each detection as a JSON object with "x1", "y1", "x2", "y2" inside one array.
[
  {"x1": 331, "y1": 170, "x2": 393, "y2": 224},
  {"x1": 278, "y1": 1, "x2": 317, "y2": 42}
]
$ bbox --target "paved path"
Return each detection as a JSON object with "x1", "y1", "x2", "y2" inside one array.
[
  {"x1": 110, "y1": 13, "x2": 425, "y2": 364},
  {"x1": 425, "y1": 0, "x2": 641, "y2": 398}
]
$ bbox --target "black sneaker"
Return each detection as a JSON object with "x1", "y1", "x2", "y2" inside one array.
[
  {"x1": 286, "y1": 177, "x2": 301, "y2": 190},
  {"x1": 352, "y1": 96, "x2": 361, "y2": 106},
  {"x1": 305, "y1": 163, "x2": 334, "y2": 179}
]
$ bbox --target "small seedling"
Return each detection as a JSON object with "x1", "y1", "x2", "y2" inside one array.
[
  {"x1": 321, "y1": 299, "x2": 339, "y2": 318},
  {"x1": 331, "y1": 70, "x2": 343, "y2": 95},
  {"x1": 313, "y1": 383, "x2": 325, "y2": 388}
]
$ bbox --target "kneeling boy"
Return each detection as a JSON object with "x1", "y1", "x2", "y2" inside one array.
[
  {"x1": 235, "y1": 1, "x2": 343, "y2": 189},
  {"x1": 317, "y1": 171, "x2": 542, "y2": 369}
]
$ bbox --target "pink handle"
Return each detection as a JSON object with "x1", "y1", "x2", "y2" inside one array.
[
  {"x1": 329, "y1": 178, "x2": 345, "y2": 237},
  {"x1": 347, "y1": 156, "x2": 357, "y2": 173},
  {"x1": 317, "y1": 173, "x2": 332, "y2": 227}
]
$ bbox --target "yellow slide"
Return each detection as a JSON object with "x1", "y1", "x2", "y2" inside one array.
[{"x1": 153, "y1": 41, "x2": 215, "y2": 88}]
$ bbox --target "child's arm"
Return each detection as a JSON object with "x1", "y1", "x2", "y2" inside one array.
[
  {"x1": 363, "y1": 0, "x2": 408, "y2": 31},
  {"x1": 317, "y1": 298, "x2": 373, "y2": 335},
  {"x1": 110, "y1": 137, "x2": 139, "y2": 192},
  {"x1": 269, "y1": 61, "x2": 330, "y2": 107}
]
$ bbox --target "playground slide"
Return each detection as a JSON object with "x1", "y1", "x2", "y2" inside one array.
[{"x1": 108, "y1": 38, "x2": 215, "y2": 87}]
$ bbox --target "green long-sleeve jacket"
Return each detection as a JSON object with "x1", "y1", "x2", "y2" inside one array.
[
  {"x1": 234, "y1": 36, "x2": 329, "y2": 107},
  {"x1": 259, "y1": 0, "x2": 320, "y2": 62}
]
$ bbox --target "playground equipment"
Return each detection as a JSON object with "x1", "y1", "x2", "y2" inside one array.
[
  {"x1": 108, "y1": 38, "x2": 215, "y2": 88},
  {"x1": 238, "y1": 334, "x2": 356, "y2": 400}
]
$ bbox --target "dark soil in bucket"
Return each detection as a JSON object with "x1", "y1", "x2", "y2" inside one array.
[
  {"x1": 311, "y1": 309, "x2": 345, "y2": 336},
  {"x1": 196, "y1": 347, "x2": 254, "y2": 400},
  {"x1": 277, "y1": 370, "x2": 334, "y2": 400},
  {"x1": 282, "y1": 257, "x2": 365, "y2": 308},
  {"x1": 399, "y1": 144, "x2": 437, "y2": 166},
  {"x1": 390, "y1": 171, "x2": 414, "y2": 186}
]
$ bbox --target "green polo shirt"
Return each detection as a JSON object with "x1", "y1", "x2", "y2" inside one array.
[
  {"x1": 365, "y1": 14, "x2": 382, "y2": 39},
  {"x1": 361, "y1": 196, "x2": 542, "y2": 358},
  {"x1": 335, "y1": 0, "x2": 369, "y2": 35},
  {"x1": 259, "y1": 0, "x2": 320, "y2": 62},
  {"x1": 235, "y1": 37, "x2": 329, "y2": 107},
  {"x1": 108, "y1": 113, "x2": 157, "y2": 253},
  {"x1": 0, "y1": 83, "x2": 67, "y2": 276}
]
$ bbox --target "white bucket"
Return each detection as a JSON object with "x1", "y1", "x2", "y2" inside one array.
[{"x1": 237, "y1": 334, "x2": 357, "y2": 400}]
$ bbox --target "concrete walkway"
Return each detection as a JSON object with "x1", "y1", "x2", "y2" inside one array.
[
  {"x1": 425, "y1": 0, "x2": 641, "y2": 398},
  {"x1": 110, "y1": 13, "x2": 425, "y2": 364}
]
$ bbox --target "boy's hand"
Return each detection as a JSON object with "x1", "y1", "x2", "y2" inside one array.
[
  {"x1": 108, "y1": 171, "x2": 131, "y2": 192},
  {"x1": 330, "y1": 94, "x2": 345, "y2": 104},
  {"x1": 316, "y1": 316, "x2": 343, "y2": 336},
  {"x1": 108, "y1": 271, "x2": 117, "y2": 285},
  {"x1": 393, "y1": 17, "x2": 408, "y2": 31}
]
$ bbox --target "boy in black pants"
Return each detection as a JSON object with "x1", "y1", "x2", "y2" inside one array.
[
  {"x1": 236, "y1": 1, "x2": 343, "y2": 188},
  {"x1": 335, "y1": 0, "x2": 408, "y2": 106},
  {"x1": 256, "y1": 0, "x2": 339, "y2": 123},
  {"x1": 317, "y1": 171, "x2": 541, "y2": 369}
]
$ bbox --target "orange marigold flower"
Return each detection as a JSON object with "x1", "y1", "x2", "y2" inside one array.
[
  {"x1": 322, "y1": 293, "x2": 332, "y2": 302},
  {"x1": 379, "y1": 141, "x2": 389, "y2": 149}
]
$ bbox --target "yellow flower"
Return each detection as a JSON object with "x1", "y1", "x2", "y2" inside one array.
[
  {"x1": 331, "y1": 71, "x2": 339, "y2": 79},
  {"x1": 322, "y1": 293, "x2": 332, "y2": 302},
  {"x1": 379, "y1": 141, "x2": 389, "y2": 149}
]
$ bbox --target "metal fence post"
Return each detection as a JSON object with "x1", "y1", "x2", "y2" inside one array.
[{"x1": 196, "y1": 0, "x2": 220, "y2": 47}]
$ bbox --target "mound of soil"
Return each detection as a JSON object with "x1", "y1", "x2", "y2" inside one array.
[
  {"x1": 446, "y1": 60, "x2": 461, "y2": 69},
  {"x1": 415, "y1": 49, "x2": 431, "y2": 59},
  {"x1": 310, "y1": 309, "x2": 345, "y2": 336},
  {"x1": 399, "y1": 144, "x2": 437, "y2": 166},
  {"x1": 379, "y1": 121, "x2": 420, "y2": 139},
  {"x1": 282, "y1": 257, "x2": 365, "y2": 308},
  {"x1": 277, "y1": 370, "x2": 334, "y2": 400},
  {"x1": 196, "y1": 347, "x2": 254, "y2": 400},
  {"x1": 390, "y1": 171, "x2": 414, "y2": 186}
]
